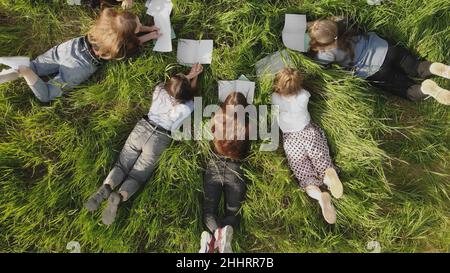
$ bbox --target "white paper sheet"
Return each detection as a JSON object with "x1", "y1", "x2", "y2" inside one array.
[
  {"x1": 218, "y1": 79, "x2": 255, "y2": 104},
  {"x1": 0, "y1": 68, "x2": 19, "y2": 84},
  {"x1": 177, "y1": 39, "x2": 213, "y2": 65},
  {"x1": 146, "y1": 0, "x2": 174, "y2": 52},
  {"x1": 282, "y1": 14, "x2": 308, "y2": 52},
  {"x1": 255, "y1": 50, "x2": 292, "y2": 77},
  {"x1": 67, "y1": 0, "x2": 81, "y2": 5},
  {"x1": 0, "y1": 56, "x2": 30, "y2": 70}
]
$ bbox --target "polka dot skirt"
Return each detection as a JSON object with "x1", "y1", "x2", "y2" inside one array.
[{"x1": 283, "y1": 122, "x2": 336, "y2": 189}]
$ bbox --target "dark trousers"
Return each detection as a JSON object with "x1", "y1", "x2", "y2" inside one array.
[
  {"x1": 367, "y1": 44, "x2": 432, "y2": 101},
  {"x1": 202, "y1": 157, "x2": 247, "y2": 233}
]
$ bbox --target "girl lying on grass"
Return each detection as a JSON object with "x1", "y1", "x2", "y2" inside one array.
[
  {"x1": 85, "y1": 63, "x2": 203, "y2": 225},
  {"x1": 0, "y1": 8, "x2": 159, "y2": 103},
  {"x1": 271, "y1": 68, "x2": 343, "y2": 224},
  {"x1": 307, "y1": 19, "x2": 450, "y2": 105},
  {"x1": 199, "y1": 92, "x2": 251, "y2": 253}
]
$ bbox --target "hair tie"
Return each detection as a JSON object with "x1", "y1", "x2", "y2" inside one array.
[{"x1": 334, "y1": 36, "x2": 338, "y2": 40}]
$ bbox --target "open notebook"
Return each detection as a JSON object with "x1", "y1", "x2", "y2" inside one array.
[
  {"x1": 282, "y1": 14, "x2": 310, "y2": 52},
  {"x1": 218, "y1": 75, "x2": 255, "y2": 104},
  {"x1": 146, "y1": 0, "x2": 174, "y2": 52},
  {"x1": 177, "y1": 39, "x2": 213, "y2": 66},
  {"x1": 255, "y1": 50, "x2": 292, "y2": 78}
]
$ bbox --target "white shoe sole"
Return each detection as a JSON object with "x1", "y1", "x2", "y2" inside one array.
[
  {"x1": 324, "y1": 168, "x2": 343, "y2": 199},
  {"x1": 430, "y1": 63, "x2": 450, "y2": 80},
  {"x1": 220, "y1": 226, "x2": 234, "y2": 253},
  {"x1": 421, "y1": 79, "x2": 450, "y2": 105},
  {"x1": 320, "y1": 192, "x2": 336, "y2": 224},
  {"x1": 199, "y1": 231, "x2": 212, "y2": 253}
]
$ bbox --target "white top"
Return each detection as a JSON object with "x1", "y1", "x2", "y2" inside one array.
[
  {"x1": 147, "y1": 84, "x2": 194, "y2": 132},
  {"x1": 271, "y1": 89, "x2": 311, "y2": 133}
]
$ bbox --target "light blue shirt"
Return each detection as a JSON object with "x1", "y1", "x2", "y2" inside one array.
[{"x1": 315, "y1": 32, "x2": 388, "y2": 78}]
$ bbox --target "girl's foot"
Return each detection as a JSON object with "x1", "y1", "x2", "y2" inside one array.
[
  {"x1": 323, "y1": 168, "x2": 343, "y2": 199},
  {"x1": 421, "y1": 79, "x2": 450, "y2": 105},
  {"x1": 318, "y1": 192, "x2": 336, "y2": 224},
  {"x1": 0, "y1": 68, "x2": 20, "y2": 84},
  {"x1": 199, "y1": 231, "x2": 215, "y2": 253},
  {"x1": 430, "y1": 63, "x2": 450, "y2": 80},
  {"x1": 214, "y1": 226, "x2": 234, "y2": 253},
  {"x1": 85, "y1": 184, "x2": 112, "y2": 212},
  {"x1": 102, "y1": 192, "x2": 122, "y2": 225}
]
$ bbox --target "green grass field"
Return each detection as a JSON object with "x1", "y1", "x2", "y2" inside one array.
[{"x1": 0, "y1": 0, "x2": 449, "y2": 253}]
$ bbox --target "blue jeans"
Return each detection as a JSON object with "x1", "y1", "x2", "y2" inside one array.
[{"x1": 29, "y1": 36, "x2": 101, "y2": 102}]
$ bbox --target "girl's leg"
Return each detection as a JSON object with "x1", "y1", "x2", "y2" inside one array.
[
  {"x1": 305, "y1": 185, "x2": 336, "y2": 224},
  {"x1": 307, "y1": 124, "x2": 343, "y2": 198},
  {"x1": 117, "y1": 130, "x2": 171, "y2": 201},
  {"x1": 86, "y1": 119, "x2": 149, "y2": 212},
  {"x1": 385, "y1": 44, "x2": 432, "y2": 79},
  {"x1": 18, "y1": 66, "x2": 61, "y2": 103},
  {"x1": 102, "y1": 130, "x2": 170, "y2": 225},
  {"x1": 202, "y1": 159, "x2": 225, "y2": 234},
  {"x1": 222, "y1": 162, "x2": 247, "y2": 230},
  {"x1": 283, "y1": 131, "x2": 323, "y2": 189}
]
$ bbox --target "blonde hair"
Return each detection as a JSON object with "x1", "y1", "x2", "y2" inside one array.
[
  {"x1": 87, "y1": 8, "x2": 140, "y2": 60},
  {"x1": 272, "y1": 68, "x2": 303, "y2": 96},
  {"x1": 308, "y1": 19, "x2": 355, "y2": 61}
]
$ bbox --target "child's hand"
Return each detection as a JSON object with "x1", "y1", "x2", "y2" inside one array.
[
  {"x1": 148, "y1": 30, "x2": 162, "y2": 40},
  {"x1": 121, "y1": 0, "x2": 134, "y2": 9},
  {"x1": 187, "y1": 63, "x2": 204, "y2": 79}
]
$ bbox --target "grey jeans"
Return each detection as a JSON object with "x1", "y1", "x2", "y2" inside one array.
[
  {"x1": 202, "y1": 156, "x2": 247, "y2": 233},
  {"x1": 103, "y1": 118, "x2": 172, "y2": 201},
  {"x1": 29, "y1": 36, "x2": 100, "y2": 102}
]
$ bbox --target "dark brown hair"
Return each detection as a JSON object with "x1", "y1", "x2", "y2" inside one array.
[
  {"x1": 164, "y1": 73, "x2": 194, "y2": 103},
  {"x1": 212, "y1": 92, "x2": 250, "y2": 160}
]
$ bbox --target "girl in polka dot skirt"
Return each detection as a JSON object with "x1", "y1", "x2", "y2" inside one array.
[{"x1": 271, "y1": 68, "x2": 343, "y2": 224}]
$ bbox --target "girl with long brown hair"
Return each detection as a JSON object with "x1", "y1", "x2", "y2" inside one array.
[
  {"x1": 308, "y1": 19, "x2": 450, "y2": 105},
  {"x1": 0, "y1": 8, "x2": 159, "y2": 103},
  {"x1": 199, "y1": 92, "x2": 251, "y2": 253}
]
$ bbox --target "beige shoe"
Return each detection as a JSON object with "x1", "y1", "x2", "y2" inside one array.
[
  {"x1": 421, "y1": 79, "x2": 450, "y2": 105},
  {"x1": 430, "y1": 63, "x2": 450, "y2": 80},
  {"x1": 319, "y1": 192, "x2": 336, "y2": 224},
  {"x1": 323, "y1": 168, "x2": 343, "y2": 199}
]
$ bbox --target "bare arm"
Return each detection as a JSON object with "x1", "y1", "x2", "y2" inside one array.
[{"x1": 185, "y1": 63, "x2": 204, "y2": 93}]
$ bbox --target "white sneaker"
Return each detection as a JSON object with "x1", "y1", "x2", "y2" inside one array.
[
  {"x1": 0, "y1": 68, "x2": 20, "y2": 84},
  {"x1": 215, "y1": 226, "x2": 234, "y2": 253},
  {"x1": 430, "y1": 62, "x2": 450, "y2": 80},
  {"x1": 421, "y1": 79, "x2": 450, "y2": 105},
  {"x1": 318, "y1": 192, "x2": 337, "y2": 224},
  {"x1": 323, "y1": 168, "x2": 343, "y2": 199},
  {"x1": 199, "y1": 231, "x2": 214, "y2": 253}
]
